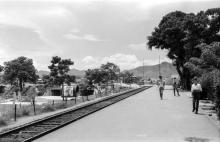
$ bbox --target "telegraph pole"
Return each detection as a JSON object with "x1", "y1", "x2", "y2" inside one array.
[
  {"x1": 159, "y1": 49, "x2": 161, "y2": 77},
  {"x1": 143, "y1": 59, "x2": 144, "y2": 78}
]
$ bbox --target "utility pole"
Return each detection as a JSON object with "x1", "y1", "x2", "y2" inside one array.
[
  {"x1": 159, "y1": 49, "x2": 161, "y2": 77},
  {"x1": 143, "y1": 59, "x2": 145, "y2": 84}
]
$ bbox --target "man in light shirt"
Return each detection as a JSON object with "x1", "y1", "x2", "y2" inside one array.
[{"x1": 191, "y1": 77, "x2": 202, "y2": 114}]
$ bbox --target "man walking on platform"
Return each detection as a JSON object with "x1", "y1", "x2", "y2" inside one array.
[
  {"x1": 173, "y1": 78, "x2": 180, "y2": 96},
  {"x1": 191, "y1": 77, "x2": 202, "y2": 114}
]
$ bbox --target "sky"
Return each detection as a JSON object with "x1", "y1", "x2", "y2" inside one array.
[{"x1": 0, "y1": 0, "x2": 219, "y2": 71}]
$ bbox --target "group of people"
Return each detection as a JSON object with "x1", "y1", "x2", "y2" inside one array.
[{"x1": 157, "y1": 76, "x2": 202, "y2": 114}]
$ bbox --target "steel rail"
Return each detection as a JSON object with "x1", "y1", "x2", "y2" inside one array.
[{"x1": 0, "y1": 86, "x2": 150, "y2": 142}]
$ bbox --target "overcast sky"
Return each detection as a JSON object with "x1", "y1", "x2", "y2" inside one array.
[{"x1": 0, "y1": 0, "x2": 219, "y2": 71}]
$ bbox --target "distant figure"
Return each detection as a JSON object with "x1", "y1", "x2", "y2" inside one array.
[
  {"x1": 173, "y1": 78, "x2": 180, "y2": 96},
  {"x1": 191, "y1": 77, "x2": 202, "y2": 114},
  {"x1": 158, "y1": 76, "x2": 165, "y2": 100}
]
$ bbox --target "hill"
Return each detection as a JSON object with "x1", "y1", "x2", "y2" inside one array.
[
  {"x1": 127, "y1": 62, "x2": 177, "y2": 79},
  {"x1": 37, "y1": 62, "x2": 176, "y2": 79},
  {"x1": 37, "y1": 68, "x2": 85, "y2": 78}
]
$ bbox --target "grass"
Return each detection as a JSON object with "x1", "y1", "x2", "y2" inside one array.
[
  {"x1": 0, "y1": 117, "x2": 7, "y2": 126},
  {"x1": 41, "y1": 104, "x2": 55, "y2": 113},
  {"x1": 22, "y1": 108, "x2": 30, "y2": 116}
]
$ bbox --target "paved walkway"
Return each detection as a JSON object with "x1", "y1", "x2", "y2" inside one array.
[{"x1": 35, "y1": 86, "x2": 220, "y2": 142}]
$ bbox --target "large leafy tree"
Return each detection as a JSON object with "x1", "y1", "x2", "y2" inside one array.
[
  {"x1": 0, "y1": 65, "x2": 4, "y2": 83},
  {"x1": 185, "y1": 42, "x2": 220, "y2": 117},
  {"x1": 147, "y1": 8, "x2": 220, "y2": 90},
  {"x1": 0, "y1": 65, "x2": 3, "y2": 72},
  {"x1": 100, "y1": 62, "x2": 120, "y2": 83},
  {"x1": 85, "y1": 62, "x2": 120, "y2": 85},
  {"x1": 48, "y1": 56, "x2": 74, "y2": 86},
  {"x1": 3, "y1": 56, "x2": 38, "y2": 91},
  {"x1": 120, "y1": 71, "x2": 135, "y2": 84},
  {"x1": 85, "y1": 68, "x2": 106, "y2": 84}
]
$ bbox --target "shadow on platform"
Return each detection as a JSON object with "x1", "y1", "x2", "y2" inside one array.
[{"x1": 184, "y1": 136, "x2": 210, "y2": 142}]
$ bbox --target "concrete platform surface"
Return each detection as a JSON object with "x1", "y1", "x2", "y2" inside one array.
[{"x1": 35, "y1": 86, "x2": 220, "y2": 142}]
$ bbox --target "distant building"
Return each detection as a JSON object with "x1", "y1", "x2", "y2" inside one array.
[{"x1": 171, "y1": 74, "x2": 179, "y2": 79}]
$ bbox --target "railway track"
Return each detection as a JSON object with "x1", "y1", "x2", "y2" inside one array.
[{"x1": 0, "y1": 86, "x2": 150, "y2": 142}]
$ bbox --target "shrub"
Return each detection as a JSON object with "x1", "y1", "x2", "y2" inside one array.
[
  {"x1": 41, "y1": 104, "x2": 55, "y2": 113},
  {"x1": 21, "y1": 96, "x2": 31, "y2": 102},
  {"x1": 215, "y1": 83, "x2": 220, "y2": 120},
  {"x1": 22, "y1": 108, "x2": 30, "y2": 116},
  {"x1": 54, "y1": 103, "x2": 68, "y2": 110},
  {"x1": 0, "y1": 117, "x2": 7, "y2": 126},
  {"x1": 200, "y1": 72, "x2": 215, "y2": 100}
]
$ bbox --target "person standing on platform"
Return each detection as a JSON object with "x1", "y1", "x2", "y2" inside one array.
[
  {"x1": 191, "y1": 77, "x2": 202, "y2": 114},
  {"x1": 158, "y1": 76, "x2": 165, "y2": 100},
  {"x1": 173, "y1": 78, "x2": 180, "y2": 96}
]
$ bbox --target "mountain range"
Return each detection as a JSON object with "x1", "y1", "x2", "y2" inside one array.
[
  {"x1": 37, "y1": 62, "x2": 177, "y2": 79},
  {"x1": 37, "y1": 68, "x2": 85, "y2": 78},
  {"x1": 127, "y1": 62, "x2": 177, "y2": 79}
]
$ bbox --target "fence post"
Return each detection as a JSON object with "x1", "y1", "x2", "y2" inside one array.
[
  {"x1": 14, "y1": 104, "x2": 17, "y2": 121},
  {"x1": 33, "y1": 99, "x2": 36, "y2": 115}
]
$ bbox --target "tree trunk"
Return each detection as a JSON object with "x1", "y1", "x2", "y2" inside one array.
[
  {"x1": 62, "y1": 83, "x2": 64, "y2": 101},
  {"x1": 182, "y1": 68, "x2": 191, "y2": 90},
  {"x1": 176, "y1": 63, "x2": 191, "y2": 90},
  {"x1": 19, "y1": 78, "x2": 23, "y2": 91}
]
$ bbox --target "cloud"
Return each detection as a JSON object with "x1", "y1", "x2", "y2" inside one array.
[
  {"x1": 82, "y1": 53, "x2": 171, "y2": 70},
  {"x1": 81, "y1": 56, "x2": 100, "y2": 69},
  {"x1": 81, "y1": 54, "x2": 141, "y2": 70},
  {"x1": 144, "y1": 57, "x2": 171, "y2": 65},
  {"x1": 81, "y1": 53, "x2": 171, "y2": 70},
  {"x1": 128, "y1": 43, "x2": 147, "y2": 51},
  {"x1": 102, "y1": 54, "x2": 142, "y2": 70},
  {"x1": 64, "y1": 30, "x2": 106, "y2": 41}
]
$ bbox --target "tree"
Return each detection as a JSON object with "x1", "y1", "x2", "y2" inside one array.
[
  {"x1": 85, "y1": 68, "x2": 106, "y2": 84},
  {"x1": 3, "y1": 56, "x2": 38, "y2": 91},
  {"x1": 0, "y1": 65, "x2": 3, "y2": 72},
  {"x1": 65, "y1": 75, "x2": 76, "y2": 85},
  {"x1": 120, "y1": 71, "x2": 135, "y2": 84},
  {"x1": 185, "y1": 42, "x2": 220, "y2": 118},
  {"x1": 0, "y1": 65, "x2": 4, "y2": 83},
  {"x1": 100, "y1": 62, "x2": 120, "y2": 83},
  {"x1": 48, "y1": 56, "x2": 74, "y2": 86},
  {"x1": 48, "y1": 56, "x2": 74, "y2": 100},
  {"x1": 147, "y1": 8, "x2": 220, "y2": 90},
  {"x1": 42, "y1": 75, "x2": 52, "y2": 86}
]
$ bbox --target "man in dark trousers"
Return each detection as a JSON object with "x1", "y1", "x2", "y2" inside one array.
[
  {"x1": 173, "y1": 78, "x2": 180, "y2": 96},
  {"x1": 158, "y1": 76, "x2": 165, "y2": 100},
  {"x1": 191, "y1": 77, "x2": 202, "y2": 114}
]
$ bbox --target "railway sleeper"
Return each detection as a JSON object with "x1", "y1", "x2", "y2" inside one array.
[{"x1": 41, "y1": 122, "x2": 61, "y2": 125}]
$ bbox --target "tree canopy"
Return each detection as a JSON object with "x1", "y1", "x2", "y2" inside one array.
[
  {"x1": 120, "y1": 71, "x2": 135, "y2": 84},
  {"x1": 147, "y1": 8, "x2": 220, "y2": 89},
  {"x1": 48, "y1": 56, "x2": 74, "y2": 86},
  {"x1": 85, "y1": 62, "x2": 120, "y2": 85},
  {"x1": 100, "y1": 62, "x2": 120, "y2": 82},
  {"x1": 3, "y1": 56, "x2": 38, "y2": 91}
]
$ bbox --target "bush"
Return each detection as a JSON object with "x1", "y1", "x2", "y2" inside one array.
[
  {"x1": 54, "y1": 103, "x2": 67, "y2": 109},
  {"x1": 41, "y1": 104, "x2": 55, "y2": 113},
  {"x1": 21, "y1": 96, "x2": 32, "y2": 102},
  {"x1": 200, "y1": 72, "x2": 215, "y2": 100},
  {"x1": 22, "y1": 108, "x2": 30, "y2": 116},
  {"x1": 215, "y1": 83, "x2": 220, "y2": 120},
  {"x1": 0, "y1": 117, "x2": 7, "y2": 126}
]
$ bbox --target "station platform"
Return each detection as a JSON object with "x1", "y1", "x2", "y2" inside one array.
[{"x1": 35, "y1": 86, "x2": 220, "y2": 142}]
